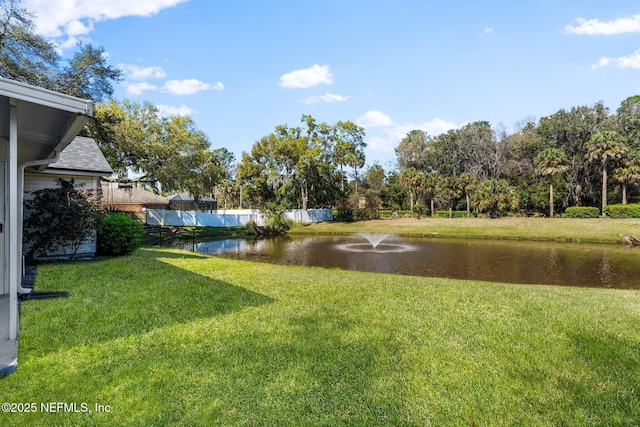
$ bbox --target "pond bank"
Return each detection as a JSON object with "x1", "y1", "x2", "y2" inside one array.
[{"x1": 288, "y1": 217, "x2": 640, "y2": 245}]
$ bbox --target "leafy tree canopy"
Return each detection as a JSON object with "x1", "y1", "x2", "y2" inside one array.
[{"x1": 0, "y1": 0, "x2": 121, "y2": 101}]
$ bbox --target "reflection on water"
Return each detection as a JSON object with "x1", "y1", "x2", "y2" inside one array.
[{"x1": 182, "y1": 235, "x2": 640, "y2": 289}]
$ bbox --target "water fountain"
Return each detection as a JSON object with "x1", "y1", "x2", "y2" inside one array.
[
  {"x1": 357, "y1": 233, "x2": 391, "y2": 249},
  {"x1": 333, "y1": 233, "x2": 417, "y2": 253}
]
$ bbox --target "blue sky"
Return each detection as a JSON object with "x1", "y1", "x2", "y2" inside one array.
[{"x1": 23, "y1": 0, "x2": 640, "y2": 169}]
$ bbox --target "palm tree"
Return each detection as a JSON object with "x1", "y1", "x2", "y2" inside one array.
[
  {"x1": 458, "y1": 173, "x2": 478, "y2": 217},
  {"x1": 534, "y1": 148, "x2": 569, "y2": 217},
  {"x1": 436, "y1": 176, "x2": 463, "y2": 218},
  {"x1": 400, "y1": 167, "x2": 421, "y2": 214},
  {"x1": 586, "y1": 131, "x2": 628, "y2": 214},
  {"x1": 471, "y1": 179, "x2": 519, "y2": 218},
  {"x1": 613, "y1": 149, "x2": 640, "y2": 204}
]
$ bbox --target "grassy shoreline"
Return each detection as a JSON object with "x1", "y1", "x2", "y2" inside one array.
[
  {"x1": 1, "y1": 248, "x2": 639, "y2": 425},
  {"x1": 289, "y1": 217, "x2": 640, "y2": 244}
]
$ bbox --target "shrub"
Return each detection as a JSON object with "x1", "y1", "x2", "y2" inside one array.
[
  {"x1": 97, "y1": 212, "x2": 144, "y2": 256},
  {"x1": 435, "y1": 210, "x2": 467, "y2": 218},
  {"x1": 565, "y1": 206, "x2": 600, "y2": 218},
  {"x1": 603, "y1": 204, "x2": 640, "y2": 218},
  {"x1": 263, "y1": 203, "x2": 293, "y2": 234},
  {"x1": 378, "y1": 210, "x2": 412, "y2": 218},
  {"x1": 413, "y1": 205, "x2": 429, "y2": 218},
  {"x1": 244, "y1": 219, "x2": 260, "y2": 235},
  {"x1": 335, "y1": 206, "x2": 355, "y2": 222},
  {"x1": 353, "y1": 208, "x2": 373, "y2": 221},
  {"x1": 24, "y1": 178, "x2": 101, "y2": 260}
]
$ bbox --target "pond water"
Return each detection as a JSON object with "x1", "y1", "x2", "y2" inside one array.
[{"x1": 181, "y1": 235, "x2": 640, "y2": 289}]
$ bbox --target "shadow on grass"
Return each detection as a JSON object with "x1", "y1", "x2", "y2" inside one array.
[
  {"x1": 18, "y1": 248, "x2": 274, "y2": 358},
  {"x1": 170, "y1": 309, "x2": 410, "y2": 425},
  {"x1": 558, "y1": 330, "x2": 640, "y2": 424}
]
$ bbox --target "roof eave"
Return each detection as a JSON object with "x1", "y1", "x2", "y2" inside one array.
[{"x1": 0, "y1": 77, "x2": 93, "y2": 116}]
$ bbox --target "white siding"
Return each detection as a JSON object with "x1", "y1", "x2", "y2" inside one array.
[{"x1": 24, "y1": 173, "x2": 96, "y2": 200}]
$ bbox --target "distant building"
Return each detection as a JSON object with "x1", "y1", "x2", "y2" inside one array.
[
  {"x1": 101, "y1": 182, "x2": 169, "y2": 219},
  {"x1": 168, "y1": 193, "x2": 217, "y2": 212}
]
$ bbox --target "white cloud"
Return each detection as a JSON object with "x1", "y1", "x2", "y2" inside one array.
[
  {"x1": 565, "y1": 14, "x2": 640, "y2": 35},
  {"x1": 157, "y1": 104, "x2": 196, "y2": 117},
  {"x1": 356, "y1": 110, "x2": 393, "y2": 128},
  {"x1": 161, "y1": 79, "x2": 223, "y2": 95},
  {"x1": 592, "y1": 49, "x2": 640, "y2": 69},
  {"x1": 592, "y1": 57, "x2": 611, "y2": 69},
  {"x1": 483, "y1": 27, "x2": 494, "y2": 34},
  {"x1": 24, "y1": 0, "x2": 189, "y2": 43},
  {"x1": 361, "y1": 113, "x2": 460, "y2": 153},
  {"x1": 301, "y1": 93, "x2": 348, "y2": 104},
  {"x1": 279, "y1": 64, "x2": 332, "y2": 89},
  {"x1": 211, "y1": 81, "x2": 225, "y2": 91},
  {"x1": 120, "y1": 64, "x2": 167, "y2": 80},
  {"x1": 366, "y1": 136, "x2": 392, "y2": 152},
  {"x1": 125, "y1": 82, "x2": 157, "y2": 96},
  {"x1": 416, "y1": 118, "x2": 461, "y2": 136}
]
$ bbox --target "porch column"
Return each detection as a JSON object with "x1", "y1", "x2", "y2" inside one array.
[{"x1": 8, "y1": 100, "x2": 18, "y2": 340}]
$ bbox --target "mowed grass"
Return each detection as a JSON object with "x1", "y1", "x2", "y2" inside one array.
[
  {"x1": 290, "y1": 217, "x2": 640, "y2": 244},
  {"x1": 1, "y1": 248, "x2": 639, "y2": 426}
]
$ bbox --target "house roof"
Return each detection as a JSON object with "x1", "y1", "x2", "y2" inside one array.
[
  {"x1": 168, "y1": 193, "x2": 215, "y2": 202},
  {"x1": 44, "y1": 136, "x2": 113, "y2": 175},
  {"x1": 101, "y1": 183, "x2": 169, "y2": 205},
  {"x1": 168, "y1": 193, "x2": 193, "y2": 201}
]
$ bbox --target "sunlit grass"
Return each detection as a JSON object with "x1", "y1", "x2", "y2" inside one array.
[{"x1": 1, "y1": 248, "x2": 639, "y2": 426}]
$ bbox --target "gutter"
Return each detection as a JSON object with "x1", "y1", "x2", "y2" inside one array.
[{"x1": 16, "y1": 151, "x2": 61, "y2": 294}]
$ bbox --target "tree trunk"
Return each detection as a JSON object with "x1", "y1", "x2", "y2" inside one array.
[
  {"x1": 466, "y1": 193, "x2": 471, "y2": 217},
  {"x1": 602, "y1": 163, "x2": 608, "y2": 216},
  {"x1": 301, "y1": 179, "x2": 308, "y2": 210},
  {"x1": 353, "y1": 166, "x2": 359, "y2": 195},
  {"x1": 431, "y1": 198, "x2": 435, "y2": 217},
  {"x1": 549, "y1": 182, "x2": 554, "y2": 218},
  {"x1": 622, "y1": 183, "x2": 628, "y2": 205}
]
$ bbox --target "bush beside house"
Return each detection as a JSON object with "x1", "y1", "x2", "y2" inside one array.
[{"x1": 97, "y1": 212, "x2": 144, "y2": 256}]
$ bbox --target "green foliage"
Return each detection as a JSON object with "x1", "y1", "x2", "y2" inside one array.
[
  {"x1": 335, "y1": 206, "x2": 356, "y2": 222},
  {"x1": 565, "y1": 206, "x2": 601, "y2": 218},
  {"x1": 237, "y1": 115, "x2": 365, "y2": 210},
  {"x1": 263, "y1": 203, "x2": 293, "y2": 234},
  {"x1": 0, "y1": 1, "x2": 121, "y2": 101},
  {"x1": 378, "y1": 210, "x2": 412, "y2": 218},
  {"x1": 97, "y1": 212, "x2": 144, "y2": 256},
  {"x1": 412, "y1": 205, "x2": 429, "y2": 218},
  {"x1": 23, "y1": 179, "x2": 101, "y2": 260},
  {"x1": 471, "y1": 179, "x2": 519, "y2": 217},
  {"x1": 86, "y1": 100, "x2": 231, "y2": 199},
  {"x1": 243, "y1": 220, "x2": 261, "y2": 236},
  {"x1": 353, "y1": 208, "x2": 374, "y2": 221},
  {"x1": 434, "y1": 210, "x2": 467, "y2": 218},
  {"x1": 603, "y1": 204, "x2": 640, "y2": 218}
]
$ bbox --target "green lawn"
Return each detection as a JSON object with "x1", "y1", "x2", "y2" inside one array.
[{"x1": 1, "y1": 247, "x2": 639, "y2": 426}]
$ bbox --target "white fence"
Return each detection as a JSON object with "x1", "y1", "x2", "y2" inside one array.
[
  {"x1": 146, "y1": 208, "x2": 332, "y2": 227},
  {"x1": 284, "y1": 209, "x2": 333, "y2": 223}
]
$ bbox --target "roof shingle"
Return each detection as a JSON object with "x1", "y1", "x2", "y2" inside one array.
[{"x1": 46, "y1": 136, "x2": 113, "y2": 175}]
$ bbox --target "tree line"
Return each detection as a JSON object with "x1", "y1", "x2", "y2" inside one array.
[
  {"x1": 5, "y1": 0, "x2": 640, "y2": 218},
  {"x1": 391, "y1": 99, "x2": 640, "y2": 217}
]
